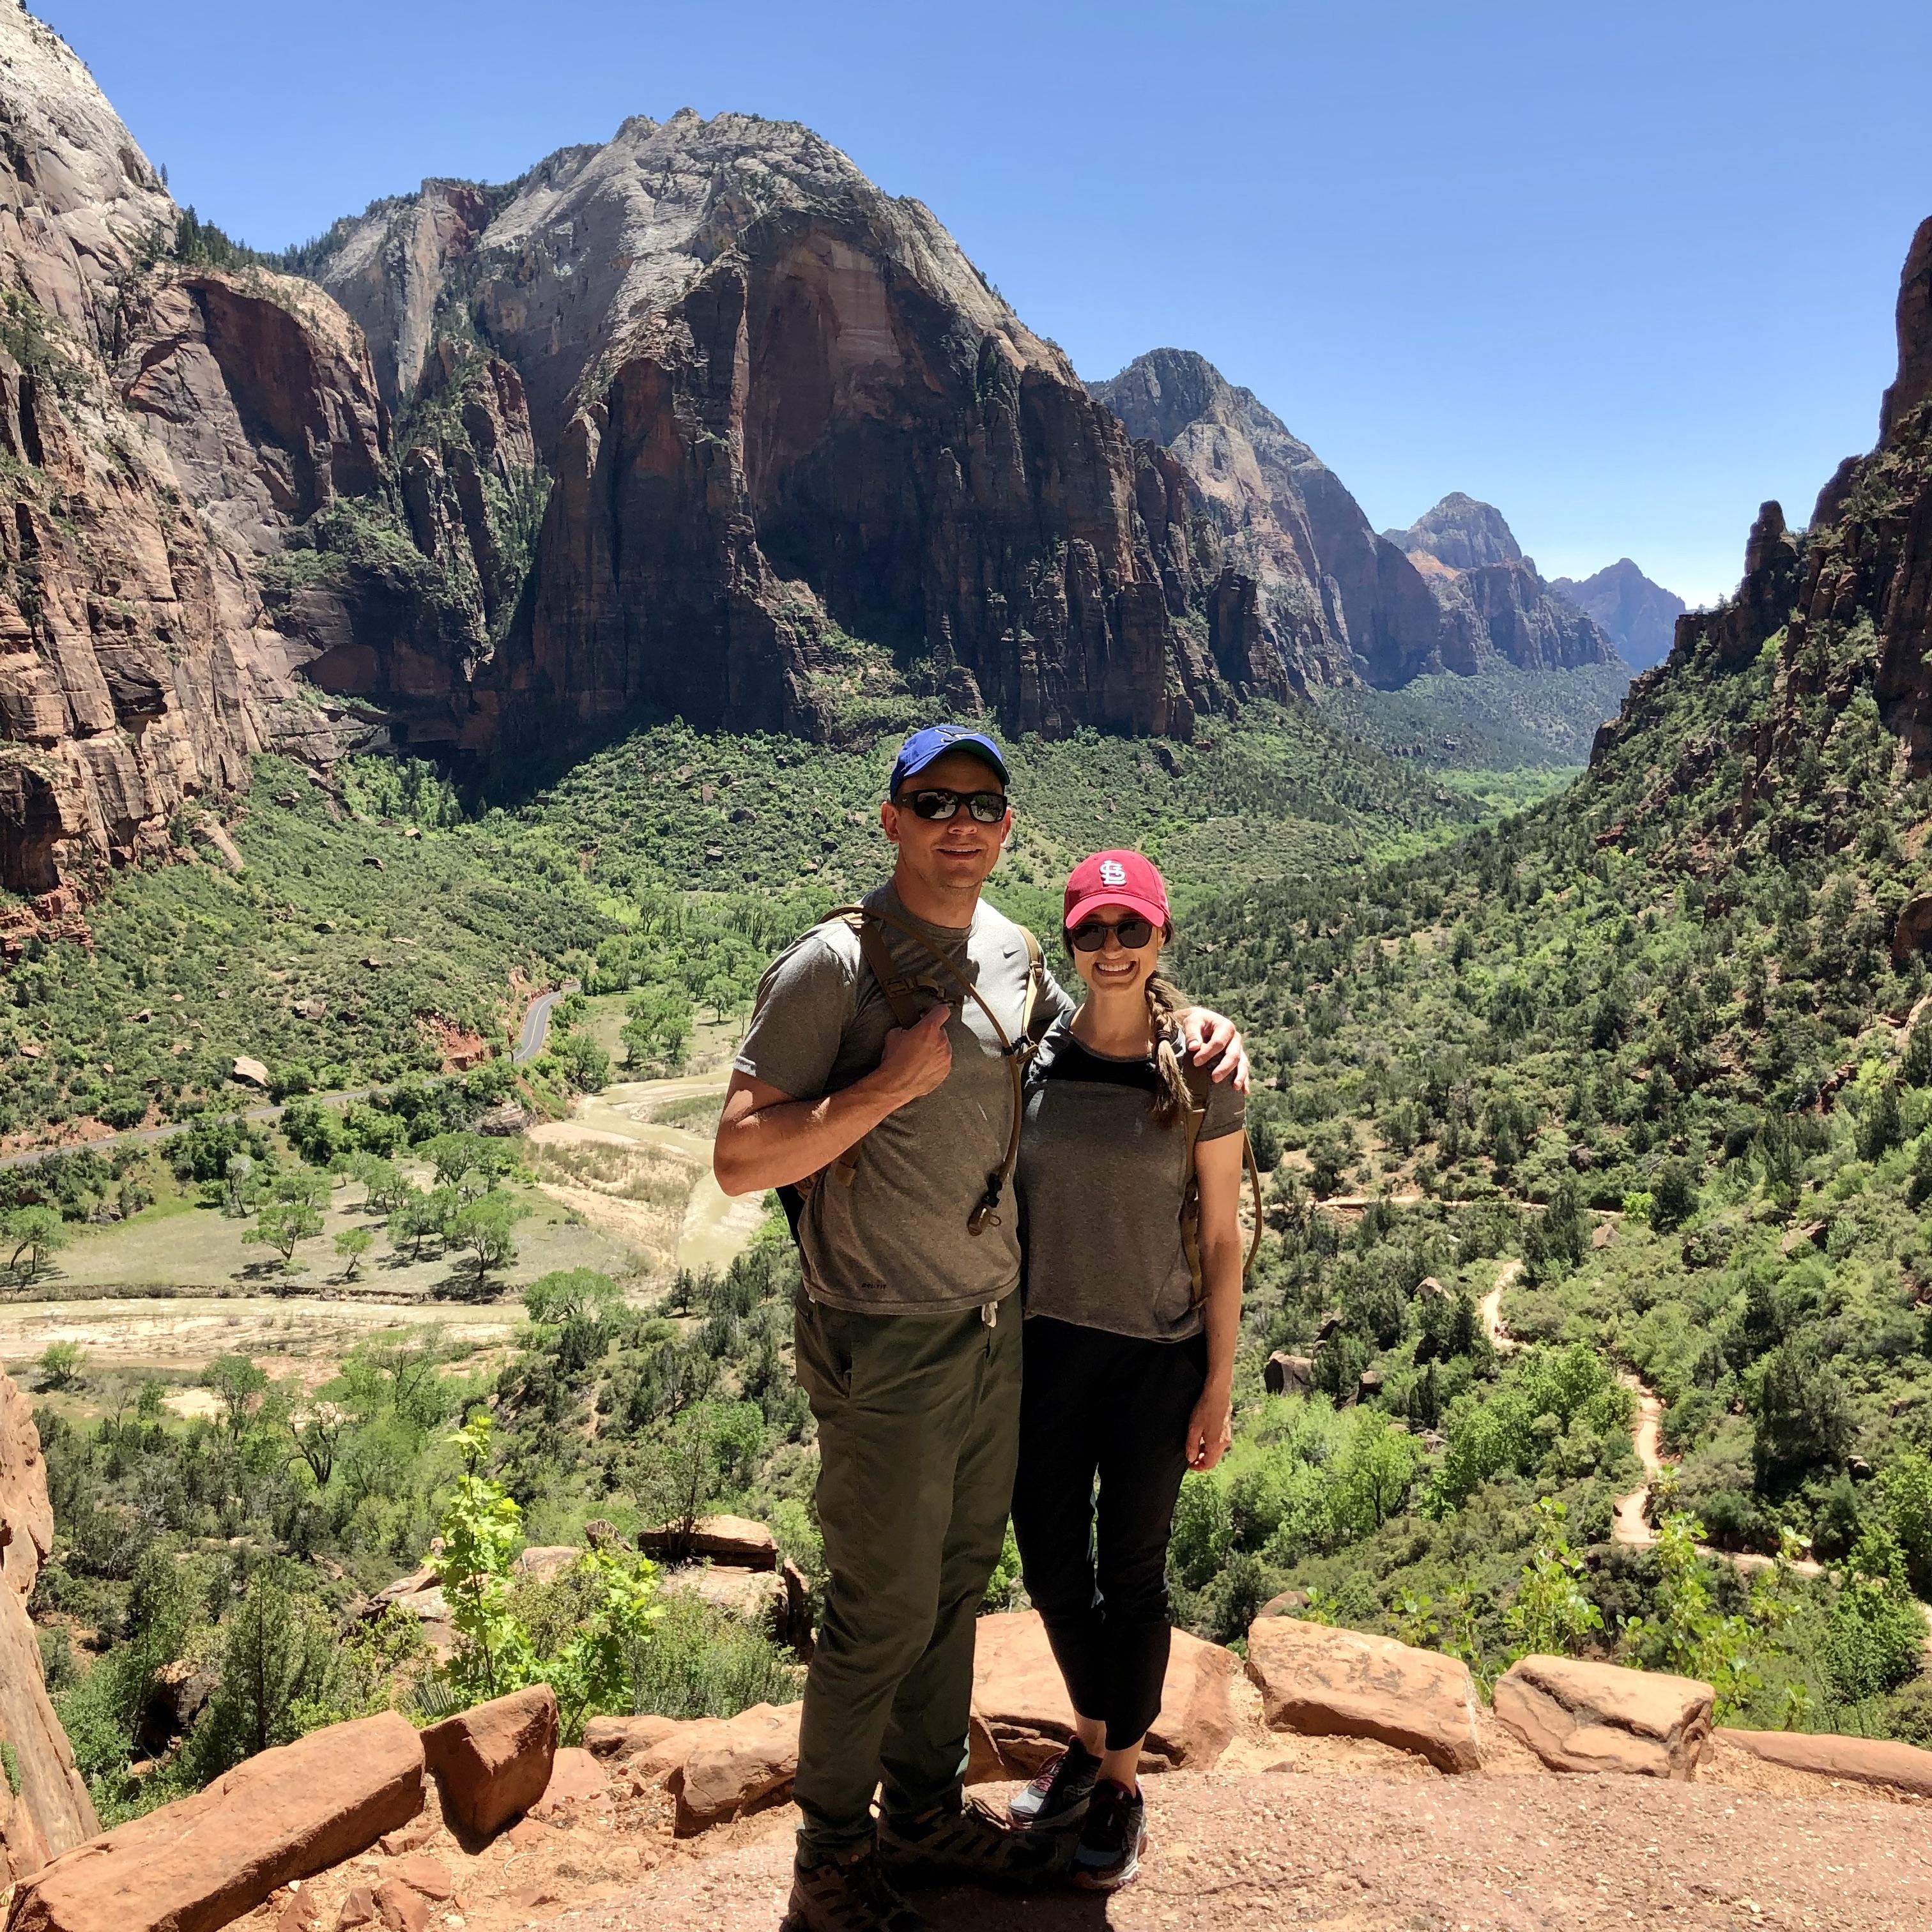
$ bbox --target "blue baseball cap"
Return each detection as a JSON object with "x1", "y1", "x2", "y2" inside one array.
[{"x1": 887, "y1": 724, "x2": 1010, "y2": 799}]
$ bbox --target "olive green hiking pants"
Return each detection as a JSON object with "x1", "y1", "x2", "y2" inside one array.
[{"x1": 790, "y1": 1289, "x2": 1021, "y2": 1857}]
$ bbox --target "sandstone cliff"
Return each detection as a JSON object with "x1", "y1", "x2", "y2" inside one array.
[
  {"x1": 1550, "y1": 558, "x2": 1685, "y2": 672},
  {"x1": 1088, "y1": 348, "x2": 1447, "y2": 689},
  {"x1": 0, "y1": 4, "x2": 385, "y2": 906},
  {"x1": 0, "y1": 1367, "x2": 97, "y2": 1885},
  {"x1": 1389, "y1": 493, "x2": 1622, "y2": 673},
  {"x1": 308, "y1": 114, "x2": 1275, "y2": 752},
  {"x1": 1590, "y1": 214, "x2": 1932, "y2": 828}
]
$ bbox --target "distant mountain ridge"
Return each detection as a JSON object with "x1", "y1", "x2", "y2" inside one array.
[
  {"x1": 1549, "y1": 559, "x2": 1686, "y2": 671},
  {"x1": 1092, "y1": 353, "x2": 1621, "y2": 689},
  {"x1": 1385, "y1": 494, "x2": 1624, "y2": 675}
]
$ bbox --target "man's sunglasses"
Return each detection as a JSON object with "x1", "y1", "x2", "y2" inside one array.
[
  {"x1": 1068, "y1": 916, "x2": 1156, "y2": 952},
  {"x1": 896, "y1": 788, "x2": 1009, "y2": 824}
]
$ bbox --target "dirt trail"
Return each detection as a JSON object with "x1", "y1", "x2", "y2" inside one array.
[
  {"x1": 1477, "y1": 1257, "x2": 1522, "y2": 1353},
  {"x1": 1614, "y1": 1370, "x2": 1667, "y2": 1547},
  {"x1": 546, "y1": 1771, "x2": 1932, "y2": 1932}
]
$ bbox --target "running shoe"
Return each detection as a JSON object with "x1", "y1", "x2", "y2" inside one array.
[
  {"x1": 1069, "y1": 1778, "x2": 1147, "y2": 1891},
  {"x1": 1006, "y1": 1739, "x2": 1100, "y2": 1830}
]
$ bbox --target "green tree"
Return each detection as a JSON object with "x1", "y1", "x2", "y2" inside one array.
[
  {"x1": 36, "y1": 1340, "x2": 86, "y2": 1390},
  {"x1": 1502, "y1": 1497, "x2": 1602, "y2": 1660},
  {"x1": 1751, "y1": 1336, "x2": 1853, "y2": 1488},
  {"x1": 621, "y1": 983, "x2": 693, "y2": 1071},
  {"x1": 448, "y1": 1194, "x2": 529, "y2": 1291},
  {"x1": 387, "y1": 1190, "x2": 445, "y2": 1262},
  {"x1": 202, "y1": 1353, "x2": 270, "y2": 1438},
  {"x1": 5, "y1": 1206, "x2": 68, "y2": 1281},
  {"x1": 180, "y1": 1577, "x2": 338, "y2": 1782},
  {"x1": 334, "y1": 1227, "x2": 374, "y2": 1281}
]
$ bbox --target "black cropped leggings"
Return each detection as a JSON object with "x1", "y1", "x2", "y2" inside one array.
[{"x1": 1009, "y1": 1315, "x2": 1208, "y2": 1751}]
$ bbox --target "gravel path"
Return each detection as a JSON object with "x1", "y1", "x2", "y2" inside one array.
[{"x1": 549, "y1": 1772, "x2": 1932, "y2": 1932}]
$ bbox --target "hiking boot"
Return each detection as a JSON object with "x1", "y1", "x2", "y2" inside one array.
[
  {"x1": 1069, "y1": 1779, "x2": 1147, "y2": 1892},
  {"x1": 1006, "y1": 1739, "x2": 1100, "y2": 1830},
  {"x1": 785, "y1": 1848, "x2": 932, "y2": 1932},
  {"x1": 877, "y1": 1795, "x2": 1064, "y2": 1887}
]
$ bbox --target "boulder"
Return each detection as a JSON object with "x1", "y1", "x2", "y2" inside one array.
[
  {"x1": 476, "y1": 1103, "x2": 528, "y2": 1137},
  {"x1": 1262, "y1": 1353, "x2": 1314, "y2": 1397},
  {"x1": 1244, "y1": 1615, "x2": 1482, "y2": 1774},
  {"x1": 970, "y1": 1610, "x2": 1236, "y2": 1774},
  {"x1": 420, "y1": 1685, "x2": 557, "y2": 1841},
  {"x1": 1256, "y1": 1589, "x2": 1310, "y2": 1619},
  {"x1": 510, "y1": 1545, "x2": 581, "y2": 1584},
  {"x1": 1714, "y1": 1727, "x2": 1932, "y2": 1798},
  {"x1": 659, "y1": 1558, "x2": 813, "y2": 1653},
  {"x1": 6, "y1": 1712, "x2": 424, "y2": 1932},
  {"x1": 670, "y1": 1703, "x2": 802, "y2": 1836},
  {"x1": 582, "y1": 1714, "x2": 683, "y2": 1762},
  {"x1": 1494, "y1": 1657, "x2": 1712, "y2": 1778},
  {"x1": 638, "y1": 1515, "x2": 778, "y2": 1570},
  {"x1": 231, "y1": 1055, "x2": 272, "y2": 1089}
]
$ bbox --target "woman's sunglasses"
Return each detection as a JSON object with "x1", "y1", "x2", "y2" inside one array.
[
  {"x1": 1068, "y1": 916, "x2": 1156, "y2": 952},
  {"x1": 897, "y1": 788, "x2": 1009, "y2": 824}
]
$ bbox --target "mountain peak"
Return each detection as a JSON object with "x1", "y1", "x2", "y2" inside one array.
[
  {"x1": 1549, "y1": 559, "x2": 1686, "y2": 672},
  {"x1": 1393, "y1": 494, "x2": 1524, "y2": 572}
]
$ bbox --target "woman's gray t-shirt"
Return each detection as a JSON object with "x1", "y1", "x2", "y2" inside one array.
[{"x1": 1015, "y1": 1015, "x2": 1245, "y2": 1341}]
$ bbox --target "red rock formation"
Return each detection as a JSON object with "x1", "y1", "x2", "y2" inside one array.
[
  {"x1": 313, "y1": 112, "x2": 1272, "y2": 753},
  {"x1": 0, "y1": 8, "x2": 383, "y2": 900},
  {"x1": 1, "y1": 1369, "x2": 99, "y2": 1885}
]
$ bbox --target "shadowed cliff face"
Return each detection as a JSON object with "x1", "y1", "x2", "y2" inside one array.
[
  {"x1": 1089, "y1": 348, "x2": 1448, "y2": 691},
  {"x1": 312, "y1": 113, "x2": 1276, "y2": 752}
]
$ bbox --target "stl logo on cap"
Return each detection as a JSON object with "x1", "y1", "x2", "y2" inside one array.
[{"x1": 1100, "y1": 859, "x2": 1128, "y2": 887}]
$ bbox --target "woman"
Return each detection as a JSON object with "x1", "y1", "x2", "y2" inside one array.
[{"x1": 1007, "y1": 848, "x2": 1246, "y2": 1891}]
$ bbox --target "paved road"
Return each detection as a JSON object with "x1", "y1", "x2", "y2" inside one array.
[
  {"x1": 512, "y1": 980, "x2": 578, "y2": 1063},
  {"x1": 1, "y1": 982, "x2": 577, "y2": 1171}
]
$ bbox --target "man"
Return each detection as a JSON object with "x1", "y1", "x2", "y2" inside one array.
[{"x1": 714, "y1": 724, "x2": 1244, "y2": 1932}]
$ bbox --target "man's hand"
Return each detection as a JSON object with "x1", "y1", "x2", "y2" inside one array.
[
  {"x1": 876, "y1": 1002, "x2": 954, "y2": 1105},
  {"x1": 1184, "y1": 1384, "x2": 1233, "y2": 1472},
  {"x1": 1184, "y1": 1007, "x2": 1250, "y2": 1092}
]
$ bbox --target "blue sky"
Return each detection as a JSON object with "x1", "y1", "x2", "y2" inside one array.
[{"x1": 52, "y1": 0, "x2": 1932, "y2": 604}]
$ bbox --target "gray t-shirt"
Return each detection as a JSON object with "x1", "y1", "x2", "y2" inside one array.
[
  {"x1": 1016, "y1": 1015, "x2": 1245, "y2": 1341},
  {"x1": 734, "y1": 882, "x2": 1074, "y2": 1315}
]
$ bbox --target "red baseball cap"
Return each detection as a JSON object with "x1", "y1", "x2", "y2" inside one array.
[{"x1": 1064, "y1": 849, "x2": 1171, "y2": 933}]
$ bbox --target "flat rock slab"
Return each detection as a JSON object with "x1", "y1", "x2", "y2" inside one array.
[
  {"x1": 1494, "y1": 1655, "x2": 1713, "y2": 1778},
  {"x1": 1716, "y1": 1726, "x2": 1932, "y2": 1798},
  {"x1": 540, "y1": 1770, "x2": 1932, "y2": 1932},
  {"x1": 582, "y1": 1715, "x2": 683, "y2": 1762},
  {"x1": 7, "y1": 1711, "x2": 424, "y2": 1932},
  {"x1": 1244, "y1": 1614, "x2": 1482, "y2": 1773},
  {"x1": 971, "y1": 1610, "x2": 1236, "y2": 1774},
  {"x1": 638, "y1": 1515, "x2": 777, "y2": 1570}
]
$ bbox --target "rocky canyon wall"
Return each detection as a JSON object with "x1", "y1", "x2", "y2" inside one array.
[
  {"x1": 1591, "y1": 214, "x2": 1932, "y2": 818},
  {"x1": 0, "y1": 4, "x2": 394, "y2": 907},
  {"x1": 0, "y1": 1367, "x2": 97, "y2": 1886}
]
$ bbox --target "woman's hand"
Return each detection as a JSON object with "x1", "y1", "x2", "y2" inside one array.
[{"x1": 1184, "y1": 1384, "x2": 1233, "y2": 1473}]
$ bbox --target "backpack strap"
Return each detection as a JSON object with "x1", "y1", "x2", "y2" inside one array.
[{"x1": 795, "y1": 903, "x2": 1045, "y2": 1238}]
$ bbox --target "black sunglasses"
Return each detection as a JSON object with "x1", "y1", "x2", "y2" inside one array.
[
  {"x1": 897, "y1": 787, "x2": 1009, "y2": 824},
  {"x1": 1068, "y1": 916, "x2": 1156, "y2": 952}
]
